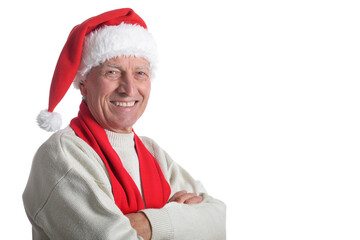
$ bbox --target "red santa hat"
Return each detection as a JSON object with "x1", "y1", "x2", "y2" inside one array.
[{"x1": 37, "y1": 8, "x2": 158, "y2": 131}]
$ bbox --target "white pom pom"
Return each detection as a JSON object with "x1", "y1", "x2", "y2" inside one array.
[{"x1": 37, "y1": 110, "x2": 62, "y2": 132}]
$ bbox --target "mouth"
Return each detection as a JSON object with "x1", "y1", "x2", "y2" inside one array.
[{"x1": 110, "y1": 101, "x2": 137, "y2": 107}]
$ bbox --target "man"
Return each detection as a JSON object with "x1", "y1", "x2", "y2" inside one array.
[{"x1": 23, "y1": 8, "x2": 226, "y2": 240}]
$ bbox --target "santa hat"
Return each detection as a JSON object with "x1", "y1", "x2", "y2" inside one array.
[{"x1": 37, "y1": 8, "x2": 158, "y2": 131}]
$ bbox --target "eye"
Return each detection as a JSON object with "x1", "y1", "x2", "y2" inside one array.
[
  {"x1": 135, "y1": 71, "x2": 150, "y2": 80},
  {"x1": 105, "y1": 70, "x2": 121, "y2": 79}
]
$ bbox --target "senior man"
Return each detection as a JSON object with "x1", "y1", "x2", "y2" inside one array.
[{"x1": 23, "y1": 8, "x2": 226, "y2": 240}]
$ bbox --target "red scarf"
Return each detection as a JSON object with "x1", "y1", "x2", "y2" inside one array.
[{"x1": 70, "y1": 102, "x2": 171, "y2": 214}]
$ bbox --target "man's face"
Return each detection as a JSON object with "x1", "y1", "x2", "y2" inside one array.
[{"x1": 80, "y1": 56, "x2": 151, "y2": 133}]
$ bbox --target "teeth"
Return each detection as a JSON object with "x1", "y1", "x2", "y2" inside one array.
[{"x1": 113, "y1": 101, "x2": 135, "y2": 107}]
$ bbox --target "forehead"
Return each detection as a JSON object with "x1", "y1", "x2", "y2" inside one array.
[{"x1": 101, "y1": 56, "x2": 150, "y2": 68}]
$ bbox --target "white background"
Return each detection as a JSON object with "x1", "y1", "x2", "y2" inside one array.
[{"x1": 1, "y1": 0, "x2": 359, "y2": 239}]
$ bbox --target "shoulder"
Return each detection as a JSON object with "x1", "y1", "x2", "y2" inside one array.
[
  {"x1": 37, "y1": 126, "x2": 103, "y2": 166},
  {"x1": 39, "y1": 126, "x2": 85, "y2": 155},
  {"x1": 34, "y1": 126, "x2": 108, "y2": 180},
  {"x1": 139, "y1": 135, "x2": 158, "y2": 152},
  {"x1": 33, "y1": 127, "x2": 78, "y2": 173},
  {"x1": 31, "y1": 127, "x2": 91, "y2": 175},
  {"x1": 140, "y1": 136, "x2": 168, "y2": 160}
]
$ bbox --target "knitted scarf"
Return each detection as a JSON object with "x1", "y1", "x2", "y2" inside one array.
[{"x1": 70, "y1": 102, "x2": 171, "y2": 214}]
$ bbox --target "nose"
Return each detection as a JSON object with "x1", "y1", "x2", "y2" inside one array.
[{"x1": 117, "y1": 73, "x2": 136, "y2": 96}]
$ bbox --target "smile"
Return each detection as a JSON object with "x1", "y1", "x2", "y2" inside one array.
[{"x1": 111, "y1": 101, "x2": 137, "y2": 107}]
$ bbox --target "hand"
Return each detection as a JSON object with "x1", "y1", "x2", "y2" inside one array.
[
  {"x1": 169, "y1": 190, "x2": 203, "y2": 204},
  {"x1": 126, "y1": 212, "x2": 152, "y2": 240}
]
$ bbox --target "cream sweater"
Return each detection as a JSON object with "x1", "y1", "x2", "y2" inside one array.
[{"x1": 23, "y1": 127, "x2": 226, "y2": 239}]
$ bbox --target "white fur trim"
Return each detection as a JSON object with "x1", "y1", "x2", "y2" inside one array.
[
  {"x1": 73, "y1": 23, "x2": 158, "y2": 88},
  {"x1": 37, "y1": 110, "x2": 62, "y2": 132}
]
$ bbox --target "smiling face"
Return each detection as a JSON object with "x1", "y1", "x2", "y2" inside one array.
[{"x1": 79, "y1": 56, "x2": 151, "y2": 133}]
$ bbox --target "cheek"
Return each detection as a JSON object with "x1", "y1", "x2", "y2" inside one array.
[
  {"x1": 89, "y1": 81, "x2": 116, "y2": 100},
  {"x1": 141, "y1": 82, "x2": 151, "y2": 100}
]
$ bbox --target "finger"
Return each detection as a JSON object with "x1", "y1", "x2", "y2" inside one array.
[
  {"x1": 169, "y1": 190, "x2": 187, "y2": 202},
  {"x1": 172, "y1": 193, "x2": 198, "y2": 204},
  {"x1": 184, "y1": 195, "x2": 203, "y2": 204}
]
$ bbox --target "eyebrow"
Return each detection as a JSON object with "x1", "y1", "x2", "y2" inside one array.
[
  {"x1": 106, "y1": 64, "x2": 122, "y2": 69},
  {"x1": 136, "y1": 66, "x2": 150, "y2": 70}
]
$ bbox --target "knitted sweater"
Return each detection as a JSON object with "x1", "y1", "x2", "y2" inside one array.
[{"x1": 23, "y1": 127, "x2": 226, "y2": 239}]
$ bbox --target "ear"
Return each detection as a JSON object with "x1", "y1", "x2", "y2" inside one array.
[{"x1": 79, "y1": 81, "x2": 87, "y2": 96}]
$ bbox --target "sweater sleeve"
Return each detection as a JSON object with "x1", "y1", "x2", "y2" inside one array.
[
  {"x1": 23, "y1": 128, "x2": 143, "y2": 240},
  {"x1": 140, "y1": 137, "x2": 226, "y2": 240}
]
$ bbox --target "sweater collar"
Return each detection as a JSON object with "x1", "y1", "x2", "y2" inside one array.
[{"x1": 104, "y1": 129, "x2": 135, "y2": 149}]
